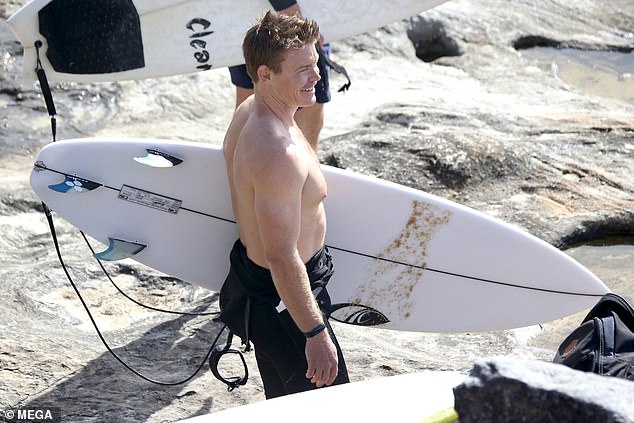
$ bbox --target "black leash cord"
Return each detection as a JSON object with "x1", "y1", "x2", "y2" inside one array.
[
  {"x1": 80, "y1": 231, "x2": 217, "y2": 316},
  {"x1": 34, "y1": 41, "x2": 56, "y2": 142},
  {"x1": 43, "y1": 204, "x2": 224, "y2": 385},
  {"x1": 33, "y1": 40, "x2": 227, "y2": 386}
]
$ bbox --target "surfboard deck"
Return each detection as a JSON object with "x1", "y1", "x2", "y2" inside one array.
[
  {"x1": 7, "y1": 0, "x2": 450, "y2": 82},
  {"x1": 176, "y1": 371, "x2": 466, "y2": 423},
  {"x1": 29, "y1": 138, "x2": 609, "y2": 333}
]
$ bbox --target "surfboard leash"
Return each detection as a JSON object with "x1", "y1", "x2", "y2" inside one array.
[
  {"x1": 39, "y1": 198, "x2": 222, "y2": 385},
  {"x1": 34, "y1": 41, "x2": 56, "y2": 142},
  {"x1": 79, "y1": 231, "x2": 217, "y2": 316},
  {"x1": 32, "y1": 41, "x2": 249, "y2": 388}
]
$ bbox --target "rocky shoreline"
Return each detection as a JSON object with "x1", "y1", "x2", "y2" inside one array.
[
  {"x1": 1, "y1": 0, "x2": 633, "y2": 422},
  {"x1": 455, "y1": 357, "x2": 634, "y2": 423},
  {"x1": 318, "y1": 0, "x2": 634, "y2": 248}
]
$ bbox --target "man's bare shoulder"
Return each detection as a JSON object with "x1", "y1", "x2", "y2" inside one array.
[{"x1": 239, "y1": 110, "x2": 296, "y2": 160}]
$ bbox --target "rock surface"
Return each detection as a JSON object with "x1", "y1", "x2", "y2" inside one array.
[
  {"x1": 0, "y1": 0, "x2": 633, "y2": 422},
  {"x1": 454, "y1": 357, "x2": 634, "y2": 423},
  {"x1": 318, "y1": 0, "x2": 634, "y2": 247}
]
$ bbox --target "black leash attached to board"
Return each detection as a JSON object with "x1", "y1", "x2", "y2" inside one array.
[{"x1": 32, "y1": 41, "x2": 248, "y2": 388}]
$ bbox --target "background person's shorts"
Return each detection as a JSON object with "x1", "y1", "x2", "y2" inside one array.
[{"x1": 228, "y1": 43, "x2": 331, "y2": 104}]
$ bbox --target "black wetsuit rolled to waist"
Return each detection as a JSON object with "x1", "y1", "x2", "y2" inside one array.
[
  {"x1": 219, "y1": 240, "x2": 334, "y2": 342},
  {"x1": 219, "y1": 239, "x2": 348, "y2": 399}
]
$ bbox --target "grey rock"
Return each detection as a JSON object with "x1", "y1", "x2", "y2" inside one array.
[
  {"x1": 454, "y1": 357, "x2": 634, "y2": 423},
  {"x1": 319, "y1": 0, "x2": 634, "y2": 248},
  {"x1": 407, "y1": 16, "x2": 464, "y2": 62},
  {"x1": 0, "y1": 0, "x2": 633, "y2": 422}
]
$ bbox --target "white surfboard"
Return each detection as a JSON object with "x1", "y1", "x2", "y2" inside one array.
[
  {"x1": 30, "y1": 138, "x2": 609, "y2": 332},
  {"x1": 7, "y1": 0, "x2": 450, "y2": 82},
  {"x1": 176, "y1": 371, "x2": 465, "y2": 423}
]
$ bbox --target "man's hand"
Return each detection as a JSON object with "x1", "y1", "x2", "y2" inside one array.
[{"x1": 305, "y1": 329, "x2": 339, "y2": 387}]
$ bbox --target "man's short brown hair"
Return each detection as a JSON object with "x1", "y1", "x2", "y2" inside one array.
[{"x1": 242, "y1": 11, "x2": 320, "y2": 83}]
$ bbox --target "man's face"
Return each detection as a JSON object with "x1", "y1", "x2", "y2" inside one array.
[{"x1": 271, "y1": 44, "x2": 321, "y2": 108}]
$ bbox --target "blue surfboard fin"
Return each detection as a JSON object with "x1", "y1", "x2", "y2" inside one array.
[
  {"x1": 133, "y1": 149, "x2": 183, "y2": 167},
  {"x1": 94, "y1": 238, "x2": 147, "y2": 261},
  {"x1": 48, "y1": 175, "x2": 101, "y2": 193}
]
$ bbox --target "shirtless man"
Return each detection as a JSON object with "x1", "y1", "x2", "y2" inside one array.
[
  {"x1": 228, "y1": 0, "x2": 330, "y2": 149},
  {"x1": 220, "y1": 11, "x2": 349, "y2": 398}
]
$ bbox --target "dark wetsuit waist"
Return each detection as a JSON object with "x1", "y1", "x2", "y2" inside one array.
[
  {"x1": 229, "y1": 240, "x2": 333, "y2": 303},
  {"x1": 235, "y1": 240, "x2": 330, "y2": 281}
]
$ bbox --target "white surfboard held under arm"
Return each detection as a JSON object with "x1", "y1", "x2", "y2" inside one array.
[
  {"x1": 30, "y1": 138, "x2": 609, "y2": 333},
  {"x1": 7, "y1": 0, "x2": 450, "y2": 82}
]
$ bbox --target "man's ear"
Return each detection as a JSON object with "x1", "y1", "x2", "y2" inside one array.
[{"x1": 257, "y1": 64, "x2": 272, "y2": 82}]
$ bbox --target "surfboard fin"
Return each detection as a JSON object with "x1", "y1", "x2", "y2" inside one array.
[
  {"x1": 94, "y1": 238, "x2": 147, "y2": 261},
  {"x1": 48, "y1": 175, "x2": 101, "y2": 193},
  {"x1": 133, "y1": 149, "x2": 183, "y2": 168}
]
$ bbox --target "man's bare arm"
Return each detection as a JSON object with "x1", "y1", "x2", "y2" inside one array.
[
  {"x1": 251, "y1": 143, "x2": 322, "y2": 330},
  {"x1": 250, "y1": 142, "x2": 338, "y2": 386}
]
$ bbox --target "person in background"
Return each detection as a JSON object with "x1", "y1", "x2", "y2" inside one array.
[
  {"x1": 228, "y1": 0, "x2": 331, "y2": 150},
  {"x1": 220, "y1": 11, "x2": 349, "y2": 399}
]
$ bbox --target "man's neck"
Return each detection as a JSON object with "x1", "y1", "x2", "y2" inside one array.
[{"x1": 254, "y1": 87, "x2": 297, "y2": 128}]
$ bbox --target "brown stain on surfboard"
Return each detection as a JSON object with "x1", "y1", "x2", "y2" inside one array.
[{"x1": 354, "y1": 200, "x2": 452, "y2": 321}]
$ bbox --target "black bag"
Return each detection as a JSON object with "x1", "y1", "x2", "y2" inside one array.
[{"x1": 554, "y1": 293, "x2": 634, "y2": 380}]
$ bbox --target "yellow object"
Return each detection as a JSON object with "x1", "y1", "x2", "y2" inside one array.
[{"x1": 421, "y1": 407, "x2": 459, "y2": 423}]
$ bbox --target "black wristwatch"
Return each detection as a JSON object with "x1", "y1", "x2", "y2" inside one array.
[{"x1": 304, "y1": 323, "x2": 326, "y2": 339}]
